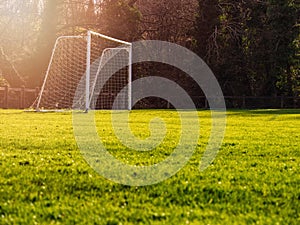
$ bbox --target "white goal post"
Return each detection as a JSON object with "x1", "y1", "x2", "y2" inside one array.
[{"x1": 32, "y1": 30, "x2": 132, "y2": 111}]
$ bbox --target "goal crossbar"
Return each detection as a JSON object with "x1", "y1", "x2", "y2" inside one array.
[{"x1": 89, "y1": 31, "x2": 131, "y2": 46}]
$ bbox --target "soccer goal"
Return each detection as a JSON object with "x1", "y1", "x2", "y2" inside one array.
[{"x1": 32, "y1": 30, "x2": 132, "y2": 112}]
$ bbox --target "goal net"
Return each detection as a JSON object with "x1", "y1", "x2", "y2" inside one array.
[{"x1": 32, "y1": 31, "x2": 132, "y2": 111}]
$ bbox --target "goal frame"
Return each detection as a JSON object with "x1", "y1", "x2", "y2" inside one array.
[{"x1": 35, "y1": 30, "x2": 132, "y2": 112}]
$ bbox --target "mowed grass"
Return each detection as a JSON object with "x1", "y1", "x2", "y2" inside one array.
[{"x1": 0, "y1": 109, "x2": 299, "y2": 224}]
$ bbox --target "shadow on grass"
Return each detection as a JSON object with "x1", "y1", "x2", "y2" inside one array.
[{"x1": 227, "y1": 109, "x2": 300, "y2": 115}]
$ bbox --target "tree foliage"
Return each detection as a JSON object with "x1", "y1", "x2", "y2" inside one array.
[
  {"x1": 195, "y1": 0, "x2": 299, "y2": 97},
  {"x1": 0, "y1": 0, "x2": 298, "y2": 98}
]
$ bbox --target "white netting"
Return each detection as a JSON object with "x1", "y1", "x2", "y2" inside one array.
[
  {"x1": 32, "y1": 31, "x2": 131, "y2": 111},
  {"x1": 32, "y1": 36, "x2": 87, "y2": 110},
  {"x1": 89, "y1": 32, "x2": 131, "y2": 110}
]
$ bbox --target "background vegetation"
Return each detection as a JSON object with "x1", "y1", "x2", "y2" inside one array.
[{"x1": 0, "y1": 0, "x2": 299, "y2": 97}]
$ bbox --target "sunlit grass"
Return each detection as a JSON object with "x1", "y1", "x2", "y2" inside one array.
[{"x1": 0, "y1": 109, "x2": 299, "y2": 224}]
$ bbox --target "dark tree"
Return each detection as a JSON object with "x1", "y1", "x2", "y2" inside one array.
[{"x1": 194, "y1": 0, "x2": 299, "y2": 97}]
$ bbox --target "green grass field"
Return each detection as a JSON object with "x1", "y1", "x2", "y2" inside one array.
[{"x1": 0, "y1": 109, "x2": 299, "y2": 224}]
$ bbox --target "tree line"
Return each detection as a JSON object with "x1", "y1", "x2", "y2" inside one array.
[{"x1": 0, "y1": 0, "x2": 299, "y2": 98}]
